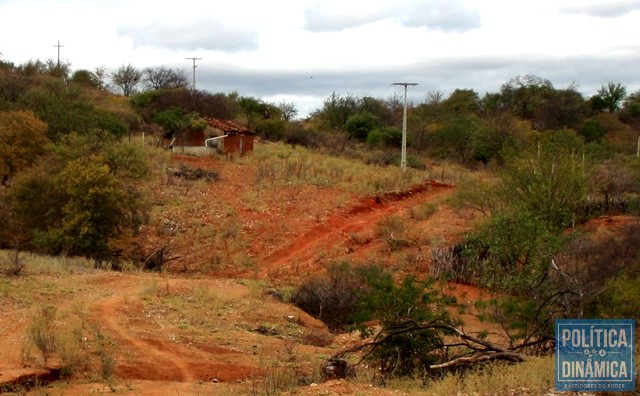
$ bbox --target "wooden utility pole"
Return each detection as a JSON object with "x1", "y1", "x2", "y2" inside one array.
[
  {"x1": 53, "y1": 40, "x2": 64, "y2": 67},
  {"x1": 186, "y1": 57, "x2": 202, "y2": 90},
  {"x1": 392, "y1": 82, "x2": 418, "y2": 171}
]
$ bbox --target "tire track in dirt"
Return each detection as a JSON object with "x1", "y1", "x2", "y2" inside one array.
[
  {"x1": 94, "y1": 296, "x2": 195, "y2": 382},
  {"x1": 259, "y1": 179, "x2": 453, "y2": 278}
]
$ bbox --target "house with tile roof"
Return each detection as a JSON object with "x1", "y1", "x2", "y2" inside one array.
[{"x1": 170, "y1": 117, "x2": 255, "y2": 156}]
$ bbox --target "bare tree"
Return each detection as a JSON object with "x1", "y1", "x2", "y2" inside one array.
[
  {"x1": 143, "y1": 66, "x2": 189, "y2": 90},
  {"x1": 111, "y1": 64, "x2": 142, "y2": 97},
  {"x1": 278, "y1": 100, "x2": 298, "y2": 121}
]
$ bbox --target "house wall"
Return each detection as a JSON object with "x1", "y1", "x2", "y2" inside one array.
[
  {"x1": 174, "y1": 130, "x2": 205, "y2": 147},
  {"x1": 224, "y1": 133, "x2": 254, "y2": 156}
]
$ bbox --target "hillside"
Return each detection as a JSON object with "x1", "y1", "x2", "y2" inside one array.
[
  {"x1": 0, "y1": 142, "x2": 490, "y2": 394},
  {"x1": 5, "y1": 140, "x2": 638, "y2": 395}
]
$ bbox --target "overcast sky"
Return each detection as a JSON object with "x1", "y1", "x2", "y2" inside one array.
[{"x1": 1, "y1": 0, "x2": 639, "y2": 117}]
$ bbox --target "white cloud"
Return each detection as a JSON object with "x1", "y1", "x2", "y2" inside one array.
[
  {"x1": 304, "y1": 0, "x2": 480, "y2": 32},
  {"x1": 561, "y1": 0, "x2": 640, "y2": 17},
  {"x1": 1, "y1": 0, "x2": 639, "y2": 117},
  {"x1": 121, "y1": 20, "x2": 258, "y2": 52}
]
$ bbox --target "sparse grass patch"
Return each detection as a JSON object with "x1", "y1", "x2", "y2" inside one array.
[
  {"x1": 0, "y1": 250, "x2": 96, "y2": 276},
  {"x1": 23, "y1": 304, "x2": 104, "y2": 380},
  {"x1": 249, "y1": 142, "x2": 427, "y2": 196},
  {"x1": 410, "y1": 201, "x2": 439, "y2": 221},
  {"x1": 422, "y1": 356, "x2": 554, "y2": 395},
  {"x1": 376, "y1": 214, "x2": 412, "y2": 251}
]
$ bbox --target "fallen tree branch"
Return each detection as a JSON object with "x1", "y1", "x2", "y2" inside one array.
[
  {"x1": 328, "y1": 319, "x2": 535, "y2": 377},
  {"x1": 429, "y1": 351, "x2": 523, "y2": 370}
]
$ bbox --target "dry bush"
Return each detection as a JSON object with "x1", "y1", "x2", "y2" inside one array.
[
  {"x1": 410, "y1": 201, "x2": 439, "y2": 221},
  {"x1": 555, "y1": 222, "x2": 640, "y2": 293},
  {"x1": 27, "y1": 305, "x2": 58, "y2": 366},
  {"x1": 291, "y1": 263, "x2": 364, "y2": 332},
  {"x1": 377, "y1": 215, "x2": 412, "y2": 251},
  {"x1": 1, "y1": 248, "x2": 26, "y2": 276}
]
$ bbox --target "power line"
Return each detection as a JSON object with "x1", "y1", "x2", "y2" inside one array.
[
  {"x1": 392, "y1": 82, "x2": 418, "y2": 171},
  {"x1": 186, "y1": 57, "x2": 202, "y2": 90},
  {"x1": 53, "y1": 40, "x2": 64, "y2": 67}
]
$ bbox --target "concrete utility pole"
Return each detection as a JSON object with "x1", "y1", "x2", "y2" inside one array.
[
  {"x1": 392, "y1": 82, "x2": 418, "y2": 171},
  {"x1": 186, "y1": 57, "x2": 202, "y2": 90},
  {"x1": 53, "y1": 40, "x2": 64, "y2": 67}
]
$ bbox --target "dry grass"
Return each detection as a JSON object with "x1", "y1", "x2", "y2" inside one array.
[
  {"x1": 422, "y1": 357, "x2": 555, "y2": 395},
  {"x1": 348, "y1": 357, "x2": 555, "y2": 395},
  {"x1": 246, "y1": 142, "x2": 428, "y2": 196}
]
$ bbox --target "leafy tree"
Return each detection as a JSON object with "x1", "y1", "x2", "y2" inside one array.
[
  {"x1": 471, "y1": 112, "x2": 528, "y2": 166},
  {"x1": 70, "y1": 69, "x2": 101, "y2": 89},
  {"x1": 294, "y1": 263, "x2": 456, "y2": 377},
  {"x1": 255, "y1": 118, "x2": 286, "y2": 141},
  {"x1": 442, "y1": 88, "x2": 481, "y2": 115},
  {"x1": 8, "y1": 131, "x2": 148, "y2": 259},
  {"x1": 238, "y1": 96, "x2": 264, "y2": 129},
  {"x1": 579, "y1": 118, "x2": 605, "y2": 142},
  {"x1": 53, "y1": 156, "x2": 125, "y2": 256},
  {"x1": 0, "y1": 64, "x2": 29, "y2": 104},
  {"x1": 45, "y1": 59, "x2": 70, "y2": 79},
  {"x1": 142, "y1": 66, "x2": 189, "y2": 90},
  {"x1": 498, "y1": 75, "x2": 554, "y2": 119},
  {"x1": 0, "y1": 110, "x2": 49, "y2": 184},
  {"x1": 430, "y1": 115, "x2": 485, "y2": 162},
  {"x1": 464, "y1": 211, "x2": 562, "y2": 291},
  {"x1": 111, "y1": 64, "x2": 142, "y2": 97},
  {"x1": 358, "y1": 96, "x2": 395, "y2": 126},
  {"x1": 620, "y1": 89, "x2": 640, "y2": 127},
  {"x1": 367, "y1": 125, "x2": 401, "y2": 147},
  {"x1": 131, "y1": 88, "x2": 235, "y2": 124},
  {"x1": 498, "y1": 137, "x2": 588, "y2": 230},
  {"x1": 591, "y1": 82, "x2": 626, "y2": 113},
  {"x1": 345, "y1": 111, "x2": 379, "y2": 141},
  {"x1": 534, "y1": 87, "x2": 589, "y2": 131},
  {"x1": 19, "y1": 59, "x2": 47, "y2": 76},
  {"x1": 351, "y1": 267, "x2": 451, "y2": 376},
  {"x1": 19, "y1": 85, "x2": 127, "y2": 140},
  {"x1": 153, "y1": 108, "x2": 186, "y2": 134},
  {"x1": 312, "y1": 92, "x2": 359, "y2": 131}
]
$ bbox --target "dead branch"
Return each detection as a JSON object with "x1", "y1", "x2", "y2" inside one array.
[
  {"x1": 142, "y1": 245, "x2": 180, "y2": 272},
  {"x1": 167, "y1": 164, "x2": 219, "y2": 181},
  {"x1": 429, "y1": 351, "x2": 523, "y2": 370},
  {"x1": 329, "y1": 319, "x2": 537, "y2": 374}
]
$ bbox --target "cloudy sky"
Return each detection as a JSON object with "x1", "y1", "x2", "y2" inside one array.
[{"x1": 1, "y1": 0, "x2": 639, "y2": 116}]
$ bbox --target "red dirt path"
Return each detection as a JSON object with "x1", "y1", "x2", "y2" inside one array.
[{"x1": 258, "y1": 179, "x2": 453, "y2": 279}]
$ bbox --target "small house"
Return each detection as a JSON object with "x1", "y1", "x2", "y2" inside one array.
[{"x1": 171, "y1": 118, "x2": 255, "y2": 157}]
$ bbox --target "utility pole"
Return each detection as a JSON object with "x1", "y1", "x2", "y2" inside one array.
[
  {"x1": 186, "y1": 57, "x2": 202, "y2": 90},
  {"x1": 53, "y1": 40, "x2": 64, "y2": 67},
  {"x1": 392, "y1": 82, "x2": 418, "y2": 171}
]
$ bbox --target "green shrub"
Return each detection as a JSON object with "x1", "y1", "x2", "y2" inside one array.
[
  {"x1": 293, "y1": 263, "x2": 453, "y2": 377},
  {"x1": 8, "y1": 131, "x2": 149, "y2": 259},
  {"x1": 256, "y1": 118, "x2": 286, "y2": 141},
  {"x1": 367, "y1": 126, "x2": 401, "y2": 147},
  {"x1": 345, "y1": 111, "x2": 379, "y2": 141}
]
